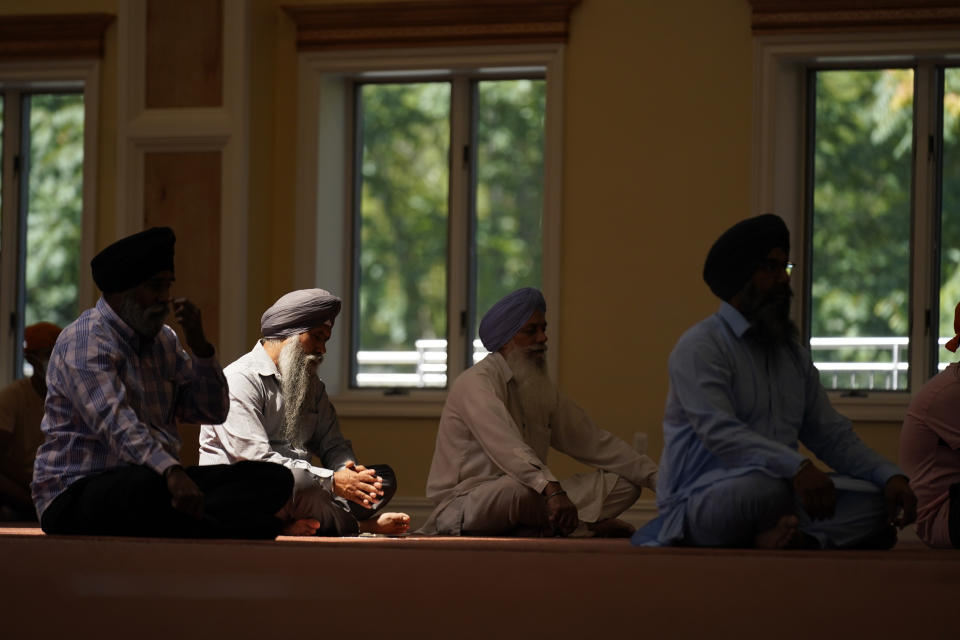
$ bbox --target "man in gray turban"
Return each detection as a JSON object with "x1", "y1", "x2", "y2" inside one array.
[
  {"x1": 635, "y1": 213, "x2": 916, "y2": 550},
  {"x1": 199, "y1": 289, "x2": 410, "y2": 536},
  {"x1": 422, "y1": 287, "x2": 658, "y2": 537}
]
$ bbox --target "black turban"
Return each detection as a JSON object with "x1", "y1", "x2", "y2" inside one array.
[
  {"x1": 703, "y1": 214, "x2": 789, "y2": 301},
  {"x1": 91, "y1": 227, "x2": 176, "y2": 294}
]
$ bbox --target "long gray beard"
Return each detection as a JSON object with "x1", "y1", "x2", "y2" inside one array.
[
  {"x1": 278, "y1": 340, "x2": 321, "y2": 449},
  {"x1": 117, "y1": 292, "x2": 168, "y2": 338},
  {"x1": 505, "y1": 348, "x2": 557, "y2": 433}
]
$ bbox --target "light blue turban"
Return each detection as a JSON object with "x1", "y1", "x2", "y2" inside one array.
[
  {"x1": 479, "y1": 287, "x2": 546, "y2": 353},
  {"x1": 261, "y1": 288, "x2": 342, "y2": 339}
]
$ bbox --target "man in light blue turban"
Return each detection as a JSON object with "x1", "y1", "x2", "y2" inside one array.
[
  {"x1": 422, "y1": 287, "x2": 658, "y2": 537},
  {"x1": 199, "y1": 288, "x2": 410, "y2": 536}
]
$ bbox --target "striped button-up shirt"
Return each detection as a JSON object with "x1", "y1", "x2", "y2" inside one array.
[{"x1": 31, "y1": 297, "x2": 229, "y2": 518}]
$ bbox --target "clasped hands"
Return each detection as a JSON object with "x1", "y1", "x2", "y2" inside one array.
[
  {"x1": 333, "y1": 461, "x2": 384, "y2": 508},
  {"x1": 542, "y1": 481, "x2": 578, "y2": 536},
  {"x1": 793, "y1": 460, "x2": 917, "y2": 528}
]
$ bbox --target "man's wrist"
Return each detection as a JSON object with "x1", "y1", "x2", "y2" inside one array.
[{"x1": 163, "y1": 464, "x2": 183, "y2": 479}]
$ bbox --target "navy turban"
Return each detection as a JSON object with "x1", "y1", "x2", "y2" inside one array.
[
  {"x1": 703, "y1": 213, "x2": 790, "y2": 301},
  {"x1": 91, "y1": 227, "x2": 176, "y2": 294},
  {"x1": 479, "y1": 287, "x2": 546, "y2": 353},
  {"x1": 261, "y1": 289, "x2": 342, "y2": 339}
]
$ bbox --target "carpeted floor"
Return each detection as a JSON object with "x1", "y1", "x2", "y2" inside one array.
[{"x1": 1, "y1": 523, "x2": 957, "y2": 639}]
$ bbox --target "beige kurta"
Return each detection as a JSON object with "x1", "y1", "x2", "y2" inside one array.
[
  {"x1": 424, "y1": 352, "x2": 658, "y2": 533},
  {"x1": 0, "y1": 377, "x2": 45, "y2": 490}
]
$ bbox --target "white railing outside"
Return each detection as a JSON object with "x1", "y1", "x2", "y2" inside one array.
[
  {"x1": 809, "y1": 336, "x2": 951, "y2": 391},
  {"x1": 355, "y1": 339, "x2": 487, "y2": 388},
  {"x1": 353, "y1": 336, "x2": 955, "y2": 389}
]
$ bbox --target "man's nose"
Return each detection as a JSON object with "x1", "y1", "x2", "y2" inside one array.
[{"x1": 537, "y1": 329, "x2": 547, "y2": 343}]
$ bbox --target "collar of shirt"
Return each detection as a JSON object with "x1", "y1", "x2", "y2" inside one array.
[
  {"x1": 487, "y1": 351, "x2": 515, "y2": 384},
  {"x1": 252, "y1": 341, "x2": 282, "y2": 379},
  {"x1": 717, "y1": 301, "x2": 751, "y2": 338}
]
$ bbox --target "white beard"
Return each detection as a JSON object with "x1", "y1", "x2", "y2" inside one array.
[
  {"x1": 277, "y1": 339, "x2": 321, "y2": 448},
  {"x1": 505, "y1": 347, "x2": 557, "y2": 431}
]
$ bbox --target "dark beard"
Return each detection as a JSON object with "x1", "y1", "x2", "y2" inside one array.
[
  {"x1": 740, "y1": 281, "x2": 798, "y2": 349},
  {"x1": 118, "y1": 292, "x2": 169, "y2": 338}
]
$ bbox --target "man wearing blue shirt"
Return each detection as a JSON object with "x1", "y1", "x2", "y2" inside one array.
[{"x1": 643, "y1": 214, "x2": 916, "y2": 549}]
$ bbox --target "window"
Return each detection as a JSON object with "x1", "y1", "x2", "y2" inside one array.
[
  {"x1": 0, "y1": 85, "x2": 88, "y2": 381},
  {"x1": 0, "y1": 61, "x2": 99, "y2": 390},
  {"x1": 351, "y1": 76, "x2": 545, "y2": 388},
  {"x1": 753, "y1": 29, "x2": 960, "y2": 417},
  {"x1": 293, "y1": 45, "x2": 563, "y2": 407}
]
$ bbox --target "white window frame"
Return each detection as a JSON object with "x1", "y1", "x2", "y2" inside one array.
[
  {"x1": 293, "y1": 45, "x2": 565, "y2": 417},
  {"x1": 0, "y1": 59, "x2": 100, "y2": 389},
  {"x1": 752, "y1": 29, "x2": 960, "y2": 421}
]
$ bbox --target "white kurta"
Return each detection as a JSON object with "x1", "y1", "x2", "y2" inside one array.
[{"x1": 425, "y1": 352, "x2": 658, "y2": 532}]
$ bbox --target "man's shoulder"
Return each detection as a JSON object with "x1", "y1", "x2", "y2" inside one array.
[
  {"x1": 0, "y1": 377, "x2": 33, "y2": 407},
  {"x1": 444, "y1": 354, "x2": 508, "y2": 408},
  {"x1": 223, "y1": 346, "x2": 273, "y2": 392},
  {"x1": 672, "y1": 313, "x2": 727, "y2": 352}
]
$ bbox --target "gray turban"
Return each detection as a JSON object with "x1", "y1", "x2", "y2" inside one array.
[
  {"x1": 260, "y1": 288, "x2": 342, "y2": 339},
  {"x1": 479, "y1": 287, "x2": 546, "y2": 353}
]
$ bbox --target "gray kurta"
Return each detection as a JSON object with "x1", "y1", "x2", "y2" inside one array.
[
  {"x1": 198, "y1": 342, "x2": 355, "y2": 492},
  {"x1": 425, "y1": 352, "x2": 658, "y2": 530}
]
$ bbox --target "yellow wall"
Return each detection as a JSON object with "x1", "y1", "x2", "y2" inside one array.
[
  {"x1": 255, "y1": 0, "x2": 769, "y2": 493},
  {"x1": 7, "y1": 0, "x2": 906, "y2": 496}
]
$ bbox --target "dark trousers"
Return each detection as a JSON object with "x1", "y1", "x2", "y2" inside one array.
[
  {"x1": 284, "y1": 463, "x2": 398, "y2": 537},
  {"x1": 950, "y1": 482, "x2": 960, "y2": 549},
  {"x1": 40, "y1": 461, "x2": 293, "y2": 540}
]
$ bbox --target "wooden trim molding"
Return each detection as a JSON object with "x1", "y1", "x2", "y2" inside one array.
[
  {"x1": 749, "y1": 0, "x2": 960, "y2": 33},
  {"x1": 283, "y1": 0, "x2": 581, "y2": 51},
  {"x1": 0, "y1": 14, "x2": 114, "y2": 62}
]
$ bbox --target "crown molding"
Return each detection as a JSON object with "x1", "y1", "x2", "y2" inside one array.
[
  {"x1": 0, "y1": 13, "x2": 114, "y2": 62},
  {"x1": 283, "y1": 0, "x2": 580, "y2": 51},
  {"x1": 748, "y1": 0, "x2": 960, "y2": 33}
]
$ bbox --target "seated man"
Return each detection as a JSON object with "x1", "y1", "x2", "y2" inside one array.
[
  {"x1": 0, "y1": 322, "x2": 61, "y2": 520},
  {"x1": 422, "y1": 288, "x2": 658, "y2": 537},
  {"x1": 641, "y1": 213, "x2": 916, "y2": 549},
  {"x1": 32, "y1": 227, "x2": 293, "y2": 538},
  {"x1": 199, "y1": 289, "x2": 409, "y2": 536},
  {"x1": 899, "y1": 302, "x2": 960, "y2": 548}
]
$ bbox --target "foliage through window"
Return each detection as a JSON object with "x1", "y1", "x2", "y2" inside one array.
[
  {"x1": 351, "y1": 76, "x2": 545, "y2": 388},
  {"x1": 0, "y1": 90, "x2": 84, "y2": 378},
  {"x1": 806, "y1": 66, "x2": 960, "y2": 392}
]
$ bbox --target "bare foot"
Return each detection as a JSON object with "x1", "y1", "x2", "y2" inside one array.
[
  {"x1": 282, "y1": 518, "x2": 321, "y2": 536},
  {"x1": 358, "y1": 512, "x2": 411, "y2": 535},
  {"x1": 588, "y1": 518, "x2": 635, "y2": 538},
  {"x1": 754, "y1": 514, "x2": 799, "y2": 549}
]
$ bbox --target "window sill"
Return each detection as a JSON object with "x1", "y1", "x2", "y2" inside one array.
[
  {"x1": 330, "y1": 394, "x2": 446, "y2": 419},
  {"x1": 827, "y1": 392, "x2": 909, "y2": 423}
]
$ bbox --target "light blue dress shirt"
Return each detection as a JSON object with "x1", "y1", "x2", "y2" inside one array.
[{"x1": 653, "y1": 302, "x2": 902, "y2": 545}]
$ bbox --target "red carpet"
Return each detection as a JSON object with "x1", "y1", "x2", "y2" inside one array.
[{"x1": 1, "y1": 524, "x2": 956, "y2": 639}]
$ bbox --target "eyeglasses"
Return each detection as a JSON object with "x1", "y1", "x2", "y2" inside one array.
[{"x1": 760, "y1": 258, "x2": 795, "y2": 277}]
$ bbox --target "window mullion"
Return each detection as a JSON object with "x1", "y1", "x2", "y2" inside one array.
[
  {"x1": 0, "y1": 90, "x2": 23, "y2": 385},
  {"x1": 446, "y1": 75, "x2": 470, "y2": 382},
  {"x1": 910, "y1": 62, "x2": 938, "y2": 392}
]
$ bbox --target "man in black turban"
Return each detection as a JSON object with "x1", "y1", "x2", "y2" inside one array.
[
  {"x1": 199, "y1": 288, "x2": 410, "y2": 536},
  {"x1": 634, "y1": 214, "x2": 917, "y2": 550},
  {"x1": 33, "y1": 227, "x2": 295, "y2": 539}
]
